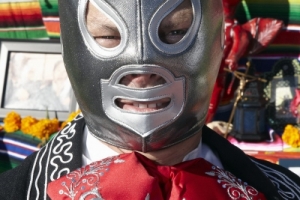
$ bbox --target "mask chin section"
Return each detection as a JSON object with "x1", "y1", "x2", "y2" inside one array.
[{"x1": 115, "y1": 97, "x2": 171, "y2": 113}]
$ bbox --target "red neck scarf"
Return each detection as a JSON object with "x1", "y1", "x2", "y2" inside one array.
[{"x1": 47, "y1": 152, "x2": 266, "y2": 200}]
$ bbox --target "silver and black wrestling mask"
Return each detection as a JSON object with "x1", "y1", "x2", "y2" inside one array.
[{"x1": 58, "y1": 0, "x2": 224, "y2": 152}]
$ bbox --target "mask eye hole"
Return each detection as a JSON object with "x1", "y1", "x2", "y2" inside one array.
[
  {"x1": 86, "y1": 0, "x2": 121, "y2": 48},
  {"x1": 158, "y1": 0, "x2": 193, "y2": 44}
]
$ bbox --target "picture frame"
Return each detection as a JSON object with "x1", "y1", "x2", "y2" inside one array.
[
  {"x1": 279, "y1": 159, "x2": 300, "y2": 177},
  {"x1": 0, "y1": 40, "x2": 77, "y2": 121},
  {"x1": 264, "y1": 58, "x2": 300, "y2": 132}
]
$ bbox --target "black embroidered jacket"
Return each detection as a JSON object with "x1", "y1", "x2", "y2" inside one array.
[{"x1": 0, "y1": 114, "x2": 299, "y2": 200}]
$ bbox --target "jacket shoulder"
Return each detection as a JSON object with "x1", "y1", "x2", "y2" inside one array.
[
  {"x1": 0, "y1": 114, "x2": 86, "y2": 200},
  {"x1": 0, "y1": 151, "x2": 37, "y2": 199},
  {"x1": 251, "y1": 156, "x2": 300, "y2": 199}
]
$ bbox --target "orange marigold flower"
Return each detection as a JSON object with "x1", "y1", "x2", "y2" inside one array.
[
  {"x1": 4, "y1": 111, "x2": 21, "y2": 132},
  {"x1": 282, "y1": 124, "x2": 300, "y2": 148},
  {"x1": 29, "y1": 118, "x2": 59, "y2": 140},
  {"x1": 3, "y1": 111, "x2": 60, "y2": 141},
  {"x1": 21, "y1": 116, "x2": 38, "y2": 134},
  {"x1": 61, "y1": 110, "x2": 81, "y2": 129},
  {"x1": 0, "y1": 125, "x2": 3, "y2": 132}
]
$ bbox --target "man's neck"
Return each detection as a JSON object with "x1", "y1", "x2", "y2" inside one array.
[{"x1": 103, "y1": 131, "x2": 202, "y2": 166}]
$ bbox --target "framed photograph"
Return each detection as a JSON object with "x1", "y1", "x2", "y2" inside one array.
[
  {"x1": 0, "y1": 40, "x2": 77, "y2": 121},
  {"x1": 279, "y1": 159, "x2": 300, "y2": 177},
  {"x1": 264, "y1": 58, "x2": 300, "y2": 132},
  {"x1": 272, "y1": 76, "x2": 298, "y2": 119}
]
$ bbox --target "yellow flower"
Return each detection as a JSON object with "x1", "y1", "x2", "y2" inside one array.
[
  {"x1": 21, "y1": 116, "x2": 38, "y2": 134},
  {"x1": 2, "y1": 111, "x2": 76, "y2": 141},
  {"x1": 61, "y1": 110, "x2": 81, "y2": 129},
  {"x1": 282, "y1": 124, "x2": 300, "y2": 148},
  {"x1": 29, "y1": 118, "x2": 59, "y2": 140},
  {"x1": 4, "y1": 111, "x2": 21, "y2": 132}
]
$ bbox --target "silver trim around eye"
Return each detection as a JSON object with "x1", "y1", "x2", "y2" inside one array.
[
  {"x1": 78, "y1": 0, "x2": 128, "y2": 58},
  {"x1": 148, "y1": 0, "x2": 201, "y2": 54}
]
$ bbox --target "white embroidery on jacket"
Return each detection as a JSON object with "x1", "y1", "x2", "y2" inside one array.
[
  {"x1": 205, "y1": 166, "x2": 260, "y2": 200},
  {"x1": 44, "y1": 127, "x2": 62, "y2": 199},
  {"x1": 27, "y1": 114, "x2": 84, "y2": 200},
  {"x1": 252, "y1": 159, "x2": 300, "y2": 200},
  {"x1": 57, "y1": 156, "x2": 122, "y2": 199},
  {"x1": 27, "y1": 147, "x2": 43, "y2": 200},
  {"x1": 50, "y1": 114, "x2": 83, "y2": 181},
  {"x1": 35, "y1": 141, "x2": 50, "y2": 198}
]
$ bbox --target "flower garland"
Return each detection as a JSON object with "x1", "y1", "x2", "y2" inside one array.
[
  {"x1": 1, "y1": 110, "x2": 81, "y2": 141},
  {"x1": 60, "y1": 109, "x2": 81, "y2": 128},
  {"x1": 282, "y1": 124, "x2": 300, "y2": 148},
  {"x1": 3, "y1": 111, "x2": 21, "y2": 133}
]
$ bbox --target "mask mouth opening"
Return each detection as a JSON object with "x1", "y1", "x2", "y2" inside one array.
[
  {"x1": 115, "y1": 97, "x2": 171, "y2": 113},
  {"x1": 115, "y1": 73, "x2": 170, "y2": 113}
]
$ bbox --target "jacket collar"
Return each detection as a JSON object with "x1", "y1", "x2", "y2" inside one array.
[
  {"x1": 72, "y1": 117, "x2": 283, "y2": 199},
  {"x1": 202, "y1": 125, "x2": 283, "y2": 200}
]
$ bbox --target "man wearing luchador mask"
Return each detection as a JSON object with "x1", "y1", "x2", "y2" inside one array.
[{"x1": 0, "y1": 0, "x2": 299, "y2": 199}]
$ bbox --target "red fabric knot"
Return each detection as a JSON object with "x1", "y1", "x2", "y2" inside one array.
[{"x1": 47, "y1": 152, "x2": 266, "y2": 200}]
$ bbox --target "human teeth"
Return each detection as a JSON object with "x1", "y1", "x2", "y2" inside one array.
[
  {"x1": 139, "y1": 104, "x2": 147, "y2": 108},
  {"x1": 131, "y1": 101, "x2": 165, "y2": 109},
  {"x1": 148, "y1": 103, "x2": 156, "y2": 108},
  {"x1": 133, "y1": 103, "x2": 139, "y2": 107}
]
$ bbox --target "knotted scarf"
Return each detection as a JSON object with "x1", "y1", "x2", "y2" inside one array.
[{"x1": 47, "y1": 152, "x2": 266, "y2": 200}]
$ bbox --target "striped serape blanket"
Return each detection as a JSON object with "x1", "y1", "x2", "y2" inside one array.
[
  {"x1": 0, "y1": 0, "x2": 48, "y2": 39},
  {"x1": 0, "y1": 130, "x2": 41, "y2": 173},
  {"x1": 39, "y1": 0, "x2": 60, "y2": 39},
  {"x1": 235, "y1": 0, "x2": 300, "y2": 56}
]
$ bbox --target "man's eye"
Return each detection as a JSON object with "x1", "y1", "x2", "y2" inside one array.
[
  {"x1": 160, "y1": 29, "x2": 188, "y2": 44},
  {"x1": 94, "y1": 35, "x2": 121, "y2": 48},
  {"x1": 168, "y1": 29, "x2": 187, "y2": 36},
  {"x1": 86, "y1": 0, "x2": 122, "y2": 48},
  {"x1": 99, "y1": 36, "x2": 121, "y2": 40}
]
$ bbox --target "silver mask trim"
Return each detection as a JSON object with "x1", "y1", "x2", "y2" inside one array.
[
  {"x1": 78, "y1": 0, "x2": 128, "y2": 58},
  {"x1": 101, "y1": 65, "x2": 185, "y2": 137},
  {"x1": 148, "y1": 0, "x2": 201, "y2": 54},
  {"x1": 59, "y1": 0, "x2": 224, "y2": 151}
]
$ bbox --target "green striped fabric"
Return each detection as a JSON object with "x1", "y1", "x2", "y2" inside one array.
[
  {"x1": 39, "y1": 0, "x2": 59, "y2": 17},
  {"x1": 39, "y1": 0, "x2": 60, "y2": 38},
  {"x1": 0, "y1": 130, "x2": 41, "y2": 174},
  {"x1": 235, "y1": 0, "x2": 300, "y2": 25},
  {"x1": 235, "y1": 0, "x2": 300, "y2": 56},
  {"x1": 0, "y1": 0, "x2": 48, "y2": 39},
  {"x1": 0, "y1": 28, "x2": 48, "y2": 39}
]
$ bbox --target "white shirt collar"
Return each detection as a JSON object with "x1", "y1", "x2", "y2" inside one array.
[
  {"x1": 82, "y1": 125, "x2": 118, "y2": 165},
  {"x1": 82, "y1": 126, "x2": 223, "y2": 168}
]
